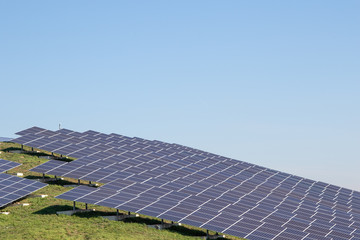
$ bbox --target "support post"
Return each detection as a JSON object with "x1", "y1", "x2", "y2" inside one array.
[
  {"x1": 78, "y1": 179, "x2": 80, "y2": 185},
  {"x1": 116, "y1": 209, "x2": 119, "y2": 217},
  {"x1": 31, "y1": 147, "x2": 34, "y2": 151},
  {"x1": 42, "y1": 173, "x2": 45, "y2": 180},
  {"x1": 73, "y1": 201, "x2": 76, "y2": 211},
  {"x1": 128, "y1": 211, "x2": 131, "y2": 215},
  {"x1": 85, "y1": 203, "x2": 88, "y2": 210},
  {"x1": 207, "y1": 229, "x2": 209, "y2": 239},
  {"x1": 89, "y1": 181, "x2": 92, "y2": 184},
  {"x1": 161, "y1": 219, "x2": 164, "y2": 224},
  {"x1": 21, "y1": 145, "x2": 23, "y2": 151}
]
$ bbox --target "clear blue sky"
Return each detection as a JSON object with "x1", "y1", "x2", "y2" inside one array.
[{"x1": 1, "y1": 1, "x2": 359, "y2": 190}]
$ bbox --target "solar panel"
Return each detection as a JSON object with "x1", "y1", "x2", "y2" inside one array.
[
  {"x1": 56, "y1": 128, "x2": 75, "y2": 135},
  {"x1": 56, "y1": 175, "x2": 360, "y2": 240},
  {"x1": 11, "y1": 134, "x2": 39, "y2": 145},
  {"x1": 13, "y1": 127, "x2": 360, "y2": 240},
  {"x1": 0, "y1": 158, "x2": 48, "y2": 208},
  {"x1": 17, "y1": 135, "x2": 202, "y2": 184},
  {"x1": 24, "y1": 137, "x2": 54, "y2": 149},
  {"x1": 0, "y1": 137, "x2": 13, "y2": 142},
  {"x1": 30, "y1": 160, "x2": 67, "y2": 174},
  {"x1": 34, "y1": 129, "x2": 57, "y2": 137},
  {"x1": 15, "y1": 126, "x2": 48, "y2": 136},
  {"x1": 0, "y1": 159, "x2": 21, "y2": 173},
  {"x1": 0, "y1": 173, "x2": 47, "y2": 208}
]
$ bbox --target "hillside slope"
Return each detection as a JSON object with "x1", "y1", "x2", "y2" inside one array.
[{"x1": 0, "y1": 142, "x2": 243, "y2": 240}]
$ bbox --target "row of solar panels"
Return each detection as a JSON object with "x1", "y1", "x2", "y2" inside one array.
[
  {"x1": 12, "y1": 127, "x2": 360, "y2": 240},
  {"x1": 0, "y1": 159, "x2": 46, "y2": 208}
]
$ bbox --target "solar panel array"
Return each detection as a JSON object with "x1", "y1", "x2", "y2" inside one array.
[
  {"x1": 0, "y1": 159, "x2": 47, "y2": 208},
  {"x1": 0, "y1": 137, "x2": 13, "y2": 142},
  {"x1": 0, "y1": 158, "x2": 20, "y2": 173},
  {"x1": 12, "y1": 126, "x2": 360, "y2": 240}
]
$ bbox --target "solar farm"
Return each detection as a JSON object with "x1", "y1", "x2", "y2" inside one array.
[{"x1": 1, "y1": 127, "x2": 360, "y2": 240}]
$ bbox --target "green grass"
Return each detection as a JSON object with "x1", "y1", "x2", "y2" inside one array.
[{"x1": 0, "y1": 142, "x2": 245, "y2": 240}]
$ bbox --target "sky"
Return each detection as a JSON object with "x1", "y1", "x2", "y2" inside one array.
[{"x1": 1, "y1": 1, "x2": 359, "y2": 190}]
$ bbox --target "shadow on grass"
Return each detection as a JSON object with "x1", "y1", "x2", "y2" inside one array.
[
  {"x1": 1, "y1": 147, "x2": 74, "y2": 162},
  {"x1": 33, "y1": 205, "x2": 74, "y2": 215},
  {"x1": 2, "y1": 147, "x2": 50, "y2": 156},
  {"x1": 50, "y1": 209, "x2": 168, "y2": 227},
  {"x1": 72, "y1": 211, "x2": 162, "y2": 224},
  {"x1": 167, "y1": 225, "x2": 206, "y2": 237},
  {"x1": 73, "y1": 210, "x2": 118, "y2": 218},
  {"x1": 123, "y1": 217, "x2": 215, "y2": 238},
  {"x1": 53, "y1": 157, "x2": 74, "y2": 162},
  {"x1": 24, "y1": 175, "x2": 77, "y2": 186},
  {"x1": 2, "y1": 147, "x2": 23, "y2": 152},
  {"x1": 168, "y1": 225, "x2": 231, "y2": 239},
  {"x1": 24, "y1": 175, "x2": 47, "y2": 180},
  {"x1": 123, "y1": 216, "x2": 162, "y2": 225},
  {"x1": 1, "y1": 147, "x2": 21, "y2": 151}
]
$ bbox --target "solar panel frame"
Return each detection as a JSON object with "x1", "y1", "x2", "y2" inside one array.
[
  {"x1": 0, "y1": 173, "x2": 47, "y2": 208},
  {"x1": 15, "y1": 126, "x2": 48, "y2": 136},
  {"x1": 12, "y1": 126, "x2": 360, "y2": 240},
  {"x1": 0, "y1": 159, "x2": 21, "y2": 173}
]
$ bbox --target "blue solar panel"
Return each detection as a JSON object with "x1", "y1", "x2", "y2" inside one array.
[
  {"x1": 0, "y1": 173, "x2": 47, "y2": 208},
  {"x1": 12, "y1": 127, "x2": 360, "y2": 240},
  {"x1": 15, "y1": 126, "x2": 48, "y2": 136},
  {"x1": 30, "y1": 160, "x2": 67, "y2": 173},
  {"x1": 0, "y1": 159, "x2": 21, "y2": 173},
  {"x1": 11, "y1": 134, "x2": 39, "y2": 145},
  {"x1": 56, "y1": 128, "x2": 75, "y2": 135}
]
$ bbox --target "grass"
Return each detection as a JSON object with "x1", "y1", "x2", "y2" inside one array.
[{"x1": 0, "y1": 142, "x2": 245, "y2": 240}]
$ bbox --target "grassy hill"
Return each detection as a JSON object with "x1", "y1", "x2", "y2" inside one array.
[{"x1": 0, "y1": 142, "x2": 244, "y2": 240}]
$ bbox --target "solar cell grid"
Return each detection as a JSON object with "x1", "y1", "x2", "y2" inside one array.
[
  {"x1": 39, "y1": 140, "x2": 69, "y2": 152},
  {"x1": 34, "y1": 129, "x2": 57, "y2": 137},
  {"x1": 30, "y1": 160, "x2": 66, "y2": 173},
  {"x1": 11, "y1": 134, "x2": 40, "y2": 145},
  {"x1": 12, "y1": 127, "x2": 360, "y2": 240},
  {"x1": 0, "y1": 159, "x2": 21, "y2": 173},
  {"x1": 55, "y1": 128, "x2": 75, "y2": 135},
  {"x1": 0, "y1": 172, "x2": 47, "y2": 208},
  {"x1": 25, "y1": 137, "x2": 53, "y2": 148},
  {"x1": 15, "y1": 126, "x2": 47, "y2": 136}
]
